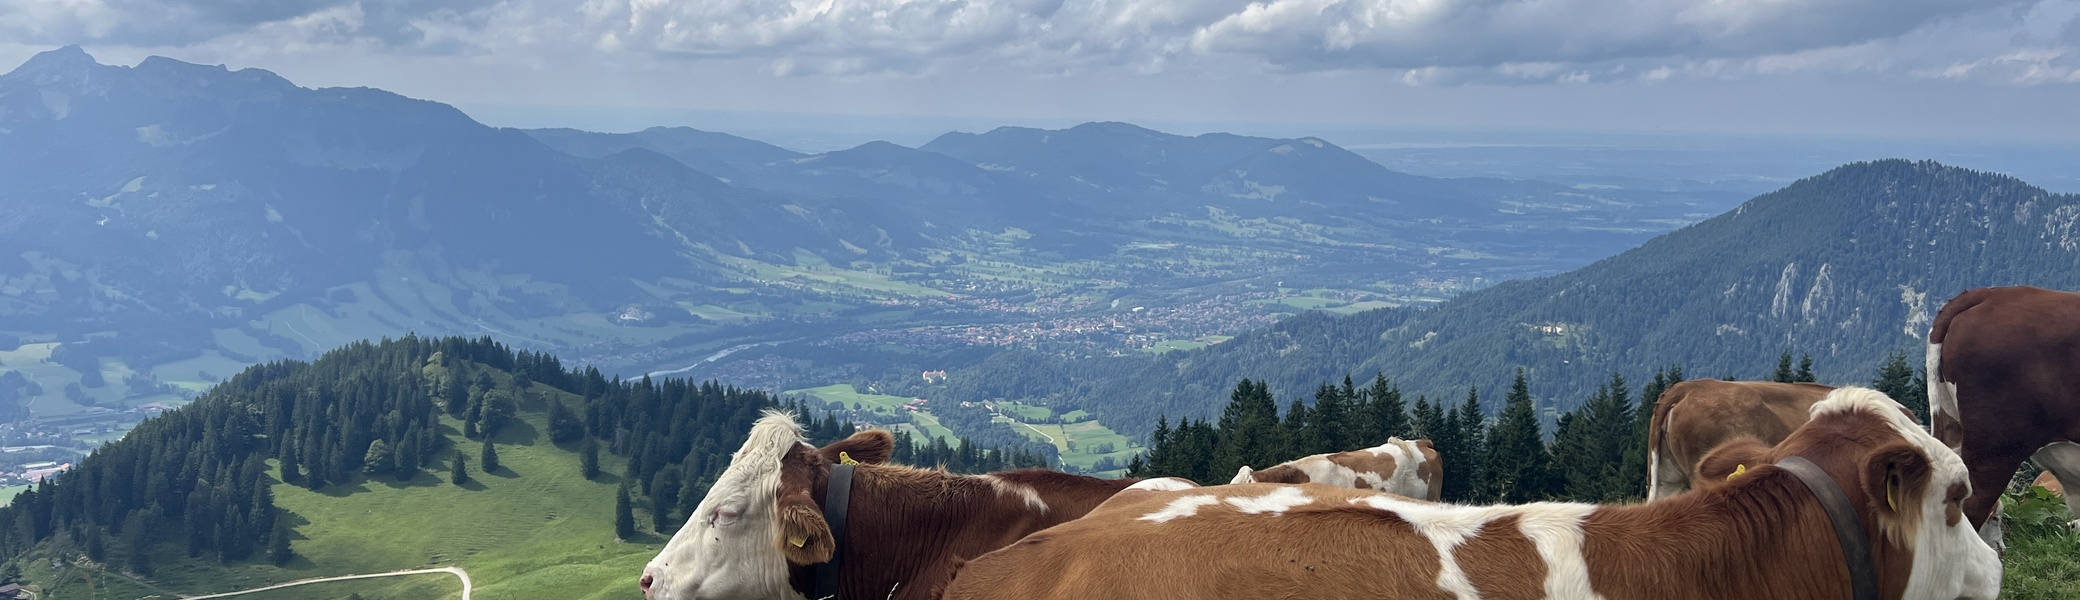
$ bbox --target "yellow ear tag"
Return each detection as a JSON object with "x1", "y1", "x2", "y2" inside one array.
[
  {"x1": 789, "y1": 534, "x2": 808, "y2": 548},
  {"x1": 1886, "y1": 477, "x2": 1899, "y2": 511},
  {"x1": 1727, "y1": 464, "x2": 1747, "y2": 481},
  {"x1": 838, "y1": 452, "x2": 859, "y2": 466}
]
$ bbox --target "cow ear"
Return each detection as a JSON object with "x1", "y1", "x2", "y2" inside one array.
[
  {"x1": 777, "y1": 498, "x2": 837, "y2": 565},
  {"x1": 1230, "y1": 466, "x2": 1256, "y2": 484},
  {"x1": 1861, "y1": 444, "x2": 1930, "y2": 516},
  {"x1": 1414, "y1": 439, "x2": 1435, "y2": 450},
  {"x1": 1695, "y1": 436, "x2": 1772, "y2": 488},
  {"x1": 818, "y1": 430, "x2": 894, "y2": 465}
]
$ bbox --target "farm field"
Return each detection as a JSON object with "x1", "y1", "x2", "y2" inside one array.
[
  {"x1": 786, "y1": 384, "x2": 957, "y2": 443},
  {"x1": 988, "y1": 401, "x2": 1139, "y2": 476}
]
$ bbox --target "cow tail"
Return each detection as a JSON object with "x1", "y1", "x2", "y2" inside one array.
[
  {"x1": 1646, "y1": 387, "x2": 1681, "y2": 501},
  {"x1": 1926, "y1": 289, "x2": 1987, "y2": 443}
]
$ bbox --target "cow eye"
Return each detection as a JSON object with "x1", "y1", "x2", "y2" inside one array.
[{"x1": 711, "y1": 508, "x2": 741, "y2": 526}]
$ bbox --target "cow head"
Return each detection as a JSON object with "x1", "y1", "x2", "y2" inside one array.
[
  {"x1": 1699, "y1": 388, "x2": 2000, "y2": 600},
  {"x1": 640, "y1": 411, "x2": 893, "y2": 600}
]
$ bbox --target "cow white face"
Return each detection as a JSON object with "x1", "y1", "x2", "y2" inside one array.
[
  {"x1": 642, "y1": 412, "x2": 808, "y2": 600},
  {"x1": 641, "y1": 414, "x2": 894, "y2": 600},
  {"x1": 1878, "y1": 404, "x2": 2001, "y2": 600},
  {"x1": 1813, "y1": 389, "x2": 2001, "y2": 600}
]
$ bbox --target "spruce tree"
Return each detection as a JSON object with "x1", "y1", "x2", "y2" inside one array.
[
  {"x1": 122, "y1": 511, "x2": 152, "y2": 575},
  {"x1": 1365, "y1": 374, "x2": 1410, "y2": 443},
  {"x1": 615, "y1": 481, "x2": 637, "y2": 539},
  {"x1": 1310, "y1": 382, "x2": 1352, "y2": 454},
  {"x1": 1213, "y1": 379, "x2": 1279, "y2": 477},
  {"x1": 580, "y1": 437, "x2": 602, "y2": 480},
  {"x1": 1772, "y1": 350, "x2": 1796, "y2": 383},
  {"x1": 362, "y1": 439, "x2": 393, "y2": 475},
  {"x1": 1794, "y1": 354, "x2": 1816, "y2": 383},
  {"x1": 480, "y1": 437, "x2": 501, "y2": 474},
  {"x1": 1278, "y1": 401, "x2": 1310, "y2": 462},
  {"x1": 650, "y1": 468, "x2": 683, "y2": 531},
  {"x1": 1871, "y1": 350, "x2": 1928, "y2": 423},
  {"x1": 267, "y1": 521, "x2": 293, "y2": 566},
  {"x1": 1484, "y1": 370, "x2": 1551, "y2": 503},
  {"x1": 450, "y1": 453, "x2": 470, "y2": 485},
  {"x1": 278, "y1": 446, "x2": 302, "y2": 486}
]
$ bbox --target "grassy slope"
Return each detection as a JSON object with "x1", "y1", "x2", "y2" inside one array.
[{"x1": 27, "y1": 380, "x2": 659, "y2": 600}]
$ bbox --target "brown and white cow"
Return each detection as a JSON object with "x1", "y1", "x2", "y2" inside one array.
[
  {"x1": 1647, "y1": 378, "x2": 1835, "y2": 500},
  {"x1": 637, "y1": 411, "x2": 1140, "y2": 600},
  {"x1": 1228, "y1": 437, "x2": 1442, "y2": 501},
  {"x1": 1928, "y1": 285, "x2": 2080, "y2": 545},
  {"x1": 943, "y1": 388, "x2": 2001, "y2": 600}
]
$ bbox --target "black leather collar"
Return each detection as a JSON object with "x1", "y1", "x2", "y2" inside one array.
[
  {"x1": 813, "y1": 463, "x2": 856, "y2": 600},
  {"x1": 1777, "y1": 456, "x2": 1879, "y2": 600}
]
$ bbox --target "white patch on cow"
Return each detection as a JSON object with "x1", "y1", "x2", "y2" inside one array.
[
  {"x1": 1513, "y1": 504, "x2": 1607, "y2": 600},
  {"x1": 1228, "y1": 466, "x2": 1256, "y2": 484},
  {"x1": 1354, "y1": 495, "x2": 1500, "y2": 600},
  {"x1": 1811, "y1": 387, "x2": 2002, "y2": 600},
  {"x1": 980, "y1": 475, "x2": 1050, "y2": 514},
  {"x1": 1129, "y1": 477, "x2": 1202, "y2": 492},
  {"x1": 1351, "y1": 494, "x2": 1608, "y2": 600},
  {"x1": 643, "y1": 410, "x2": 809, "y2": 600},
  {"x1": 1925, "y1": 342, "x2": 1960, "y2": 444},
  {"x1": 1224, "y1": 486, "x2": 1314, "y2": 516},
  {"x1": 1378, "y1": 439, "x2": 1430, "y2": 499},
  {"x1": 1292, "y1": 455, "x2": 1361, "y2": 487},
  {"x1": 1139, "y1": 494, "x2": 1220, "y2": 524}
]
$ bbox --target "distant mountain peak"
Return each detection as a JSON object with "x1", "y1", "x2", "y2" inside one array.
[{"x1": 2, "y1": 45, "x2": 108, "y2": 82}]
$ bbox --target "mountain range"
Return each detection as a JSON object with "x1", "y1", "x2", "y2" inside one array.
[
  {"x1": 1016, "y1": 160, "x2": 2080, "y2": 435},
  {"x1": 0, "y1": 46, "x2": 1719, "y2": 422}
]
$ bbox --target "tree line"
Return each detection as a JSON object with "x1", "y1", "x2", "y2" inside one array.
[
  {"x1": 1132, "y1": 349, "x2": 1929, "y2": 504},
  {"x1": 0, "y1": 334, "x2": 1078, "y2": 576}
]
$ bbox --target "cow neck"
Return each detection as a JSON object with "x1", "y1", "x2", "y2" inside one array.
[
  {"x1": 816, "y1": 469, "x2": 1138, "y2": 600},
  {"x1": 814, "y1": 463, "x2": 856, "y2": 600},
  {"x1": 1586, "y1": 468, "x2": 1867, "y2": 600},
  {"x1": 1777, "y1": 455, "x2": 1879, "y2": 600}
]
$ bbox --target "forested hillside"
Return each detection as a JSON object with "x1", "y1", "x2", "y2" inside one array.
[
  {"x1": 1013, "y1": 160, "x2": 2080, "y2": 435},
  {"x1": 0, "y1": 336, "x2": 1041, "y2": 598}
]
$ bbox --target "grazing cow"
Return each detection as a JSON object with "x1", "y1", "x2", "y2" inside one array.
[
  {"x1": 1647, "y1": 379, "x2": 1835, "y2": 500},
  {"x1": 1229, "y1": 438, "x2": 1442, "y2": 501},
  {"x1": 943, "y1": 388, "x2": 2000, "y2": 600},
  {"x1": 637, "y1": 411, "x2": 1140, "y2": 600},
  {"x1": 1928, "y1": 285, "x2": 2080, "y2": 543}
]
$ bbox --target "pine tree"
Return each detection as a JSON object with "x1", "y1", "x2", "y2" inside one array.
[
  {"x1": 1484, "y1": 370, "x2": 1551, "y2": 503},
  {"x1": 1278, "y1": 400, "x2": 1310, "y2": 461},
  {"x1": 362, "y1": 439, "x2": 393, "y2": 475},
  {"x1": 267, "y1": 520, "x2": 293, "y2": 566},
  {"x1": 549, "y1": 399, "x2": 584, "y2": 444},
  {"x1": 1213, "y1": 379, "x2": 1279, "y2": 478},
  {"x1": 121, "y1": 510, "x2": 152, "y2": 574},
  {"x1": 1871, "y1": 350, "x2": 1928, "y2": 423},
  {"x1": 450, "y1": 453, "x2": 470, "y2": 485},
  {"x1": 580, "y1": 437, "x2": 602, "y2": 480},
  {"x1": 650, "y1": 468, "x2": 683, "y2": 531},
  {"x1": 1772, "y1": 350, "x2": 1796, "y2": 383},
  {"x1": 1795, "y1": 354, "x2": 1816, "y2": 383},
  {"x1": 480, "y1": 437, "x2": 501, "y2": 474},
  {"x1": 614, "y1": 481, "x2": 637, "y2": 539},
  {"x1": 1446, "y1": 387, "x2": 1488, "y2": 502},
  {"x1": 1310, "y1": 382, "x2": 1353, "y2": 454},
  {"x1": 278, "y1": 446, "x2": 302, "y2": 486},
  {"x1": 85, "y1": 529, "x2": 106, "y2": 563},
  {"x1": 1365, "y1": 374, "x2": 1410, "y2": 443}
]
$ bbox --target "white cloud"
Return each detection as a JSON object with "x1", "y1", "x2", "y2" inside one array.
[{"x1": 4, "y1": 0, "x2": 2077, "y2": 85}]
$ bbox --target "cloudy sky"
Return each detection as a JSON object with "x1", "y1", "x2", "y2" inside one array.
[{"x1": 2, "y1": 0, "x2": 2077, "y2": 141}]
